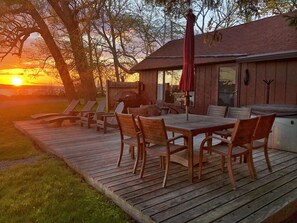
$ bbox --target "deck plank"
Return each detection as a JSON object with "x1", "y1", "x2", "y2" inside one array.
[{"x1": 14, "y1": 120, "x2": 297, "y2": 223}]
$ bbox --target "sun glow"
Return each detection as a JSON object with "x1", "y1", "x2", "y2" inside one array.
[{"x1": 11, "y1": 76, "x2": 23, "y2": 86}]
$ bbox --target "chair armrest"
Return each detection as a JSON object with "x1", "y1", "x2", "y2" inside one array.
[
  {"x1": 168, "y1": 135, "x2": 188, "y2": 143},
  {"x1": 97, "y1": 113, "x2": 115, "y2": 119},
  {"x1": 80, "y1": 111, "x2": 95, "y2": 117},
  {"x1": 200, "y1": 135, "x2": 231, "y2": 148}
]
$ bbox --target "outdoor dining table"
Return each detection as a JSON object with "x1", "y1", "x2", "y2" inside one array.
[{"x1": 154, "y1": 113, "x2": 236, "y2": 182}]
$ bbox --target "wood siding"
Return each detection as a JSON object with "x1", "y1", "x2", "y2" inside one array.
[
  {"x1": 195, "y1": 64, "x2": 219, "y2": 115},
  {"x1": 239, "y1": 59, "x2": 297, "y2": 106},
  {"x1": 140, "y1": 70, "x2": 158, "y2": 104},
  {"x1": 139, "y1": 58, "x2": 297, "y2": 114}
]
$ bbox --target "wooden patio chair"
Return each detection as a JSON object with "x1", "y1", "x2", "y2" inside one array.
[
  {"x1": 198, "y1": 117, "x2": 259, "y2": 190},
  {"x1": 207, "y1": 105, "x2": 227, "y2": 117},
  {"x1": 80, "y1": 98, "x2": 106, "y2": 128},
  {"x1": 138, "y1": 116, "x2": 188, "y2": 188},
  {"x1": 214, "y1": 107, "x2": 251, "y2": 138},
  {"x1": 249, "y1": 113, "x2": 276, "y2": 173},
  {"x1": 42, "y1": 100, "x2": 97, "y2": 126},
  {"x1": 31, "y1": 99, "x2": 80, "y2": 119},
  {"x1": 127, "y1": 107, "x2": 149, "y2": 117},
  {"x1": 202, "y1": 105, "x2": 228, "y2": 149},
  {"x1": 96, "y1": 101, "x2": 124, "y2": 133},
  {"x1": 116, "y1": 113, "x2": 143, "y2": 174}
]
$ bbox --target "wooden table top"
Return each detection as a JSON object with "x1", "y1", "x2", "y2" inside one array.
[{"x1": 155, "y1": 113, "x2": 236, "y2": 135}]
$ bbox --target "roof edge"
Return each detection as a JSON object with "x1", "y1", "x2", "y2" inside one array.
[{"x1": 237, "y1": 50, "x2": 297, "y2": 62}]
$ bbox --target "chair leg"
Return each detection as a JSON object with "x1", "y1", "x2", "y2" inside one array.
[
  {"x1": 221, "y1": 155, "x2": 225, "y2": 172},
  {"x1": 130, "y1": 146, "x2": 135, "y2": 160},
  {"x1": 140, "y1": 150, "x2": 146, "y2": 179},
  {"x1": 117, "y1": 142, "x2": 124, "y2": 167},
  {"x1": 133, "y1": 146, "x2": 139, "y2": 174},
  {"x1": 198, "y1": 147, "x2": 204, "y2": 179},
  {"x1": 227, "y1": 156, "x2": 236, "y2": 190},
  {"x1": 163, "y1": 155, "x2": 170, "y2": 188},
  {"x1": 246, "y1": 151, "x2": 256, "y2": 181},
  {"x1": 264, "y1": 145, "x2": 272, "y2": 172}
]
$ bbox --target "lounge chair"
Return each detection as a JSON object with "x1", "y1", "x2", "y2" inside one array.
[
  {"x1": 96, "y1": 101, "x2": 125, "y2": 133},
  {"x1": 42, "y1": 100, "x2": 97, "y2": 126},
  {"x1": 80, "y1": 98, "x2": 106, "y2": 128},
  {"x1": 31, "y1": 99, "x2": 80, "y2": 119}
]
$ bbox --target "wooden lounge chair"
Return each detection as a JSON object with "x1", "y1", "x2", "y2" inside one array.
[
  {"x1": 198, "y1": 117, "x2": 259, "y2": 190},
  {"x1": 42, "y1": 100, "x2": 97, "y2": 126},
  {"x1": 80, "y1": 98, "x2": 106, "y2": 128},
  {"x1": 96, "y1": 102, "x2": 124, "y2": 133},
  {"x1": 31, "y1": 99, "x2": 80, "y2": 119},
  {"x1": 116, "y1": 113, "x2": 143, "y2": 174},
  {"x1": 138, "y1": 116, "x2": 188, "y2": 188}
]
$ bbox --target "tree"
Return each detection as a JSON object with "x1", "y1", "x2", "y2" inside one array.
[
  {"x1": 47, "y1": 0, "x2": 102, "y2": 101},
  {"x1": 0, "y1": 0, "x2": 77, "y2": 101}
]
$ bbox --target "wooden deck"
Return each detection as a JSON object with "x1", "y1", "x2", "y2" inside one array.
[{"x1": 15, "y1": 120, "x2": 297, "y2": 223}]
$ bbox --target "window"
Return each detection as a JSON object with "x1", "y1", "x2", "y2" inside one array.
[
  {"x1": 157, "y1": 70, "x2": 194, "y2": 106},
  {"x1": 218, "y1": 66, "x2": 236, "y2": 106}
]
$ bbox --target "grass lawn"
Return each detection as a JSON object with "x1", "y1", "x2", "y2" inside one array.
[{"x1": 0, "y1": 98, "x2": 131, "y2": 223}]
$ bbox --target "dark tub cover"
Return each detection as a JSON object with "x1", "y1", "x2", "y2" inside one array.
[{"x1": 247, "y1": 104, "x2": 297, "y2": 117}]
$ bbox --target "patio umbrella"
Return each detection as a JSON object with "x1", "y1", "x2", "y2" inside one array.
[{"x1": 179, "y1": 9, "x2": 195, "y2": 120}]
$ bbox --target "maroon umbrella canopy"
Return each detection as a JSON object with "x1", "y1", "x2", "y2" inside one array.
[{"x1": 179, "y1": 9, "x2": 195, "y2": 92}]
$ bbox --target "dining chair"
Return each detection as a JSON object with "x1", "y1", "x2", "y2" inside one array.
[
  {"x1": 80, "y1": 98, "x2": 106, "y2": 128},
  {"x1": 116, "y1": 113, "x2": 143, "y2": 174},
  {"x1": 198, "y1": 117, "x2": 259, "y2": 190},
  {"x1": 138, "y1": 116, "x2": 188, "y2": 188},
  {"x1": 214, "y1": 107, "x2": 251, "y2": 138},
  {"x1": 207, "y1": 105, "x2": 227, "y2": 117},
  {"x1": 127, "y1": 107, "x2": 149, "y2": 117},
  {"x1": 250, "y1": 113, "x2": 276, "y2": 173},
  {"x1": 96, "y1": 101, "x2": 124, "y2": 133}
]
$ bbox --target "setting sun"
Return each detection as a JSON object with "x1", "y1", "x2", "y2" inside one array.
[{"x1": 12, "y1": 76, "x2": 23, "y2": 86}]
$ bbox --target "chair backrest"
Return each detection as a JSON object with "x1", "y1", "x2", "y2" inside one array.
[
  {"x1": 96, "y1": 98, "x2": 106, "y2": 113},
  {"x1": 110, "y1": 102, "x2": 125, "y2": 125},
  {"x1": 115, "y1": 101, "x2": 125, "y2": 113},
  {"x1": 231, "y1": 117, "x2": 259, "y2": 146},
  {"x1": 116, "y1": 113, "x2": 139, "y2": 138},
  {"x1": 226, "y1": 107, "x2": 251, "y2": 119},
  {"x1": 63, "y1": 99, "x2": 80, "y2": 115},
  {"x1": 253, "y1": 113, "x2": 276, "y2": 140},
  {"x1": 138, "y1": 117, "x2": 168, "y2": 146},
  {"x1": 207, "y1": 105, "x2": 227, "y2": 117},
  {"x1": 81, "y1": 100, "x2": 97, "y2": 112},
  {"x1": 127, "y1": 107, "x2": 148, "y2": 117}
]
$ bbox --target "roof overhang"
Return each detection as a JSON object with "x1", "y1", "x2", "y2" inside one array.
[{"x1": 237, "y1": 50, "x2": 297, "y2": 62}]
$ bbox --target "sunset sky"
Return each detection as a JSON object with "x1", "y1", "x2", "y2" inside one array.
[{"x1": 0, "y1": 53, "x2": 61, "y2": 86}]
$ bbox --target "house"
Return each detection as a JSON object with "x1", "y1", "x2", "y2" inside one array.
[{"x1": 131, "y1": 12, "x2": 297, "y2": 115}]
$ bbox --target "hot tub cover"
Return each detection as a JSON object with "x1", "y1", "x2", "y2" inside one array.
[{"x1": 247, "y1": 104, "x2": 297, "y2": 117}]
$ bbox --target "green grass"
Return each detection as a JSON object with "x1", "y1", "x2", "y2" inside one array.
[{"x1": 0, "y1": 98, "x2": 131, "y2": 223}]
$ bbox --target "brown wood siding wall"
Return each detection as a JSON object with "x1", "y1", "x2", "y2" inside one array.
[
  {"x1": 139, "y1": 70, "x2": 158, "y2": 104},
  {"x1": 239, "y1": 59, "x2": 297, "y2": 106},
  {"x1": 195, "y1": 64, "x2": 219, "y2": 115},
  {"x1": 139, "y1": 58, "x2": 296, "y2": 114}
]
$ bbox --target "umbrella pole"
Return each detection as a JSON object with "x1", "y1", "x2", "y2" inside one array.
[{"x1": 185, "y1": 91, "x2": 190, "y2": 121}]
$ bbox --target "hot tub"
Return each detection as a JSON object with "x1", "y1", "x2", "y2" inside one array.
[{"x1": 247, "y1": 104, "x2": 297, "y2": 153}]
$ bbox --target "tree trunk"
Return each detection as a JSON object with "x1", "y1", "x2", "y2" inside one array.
[
  {"x1": 48, "y1": 0, "x2": 97, "y2": 102},
  {"x1": 26, "y1": 1, "x2": 78, "y2": 101}
]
